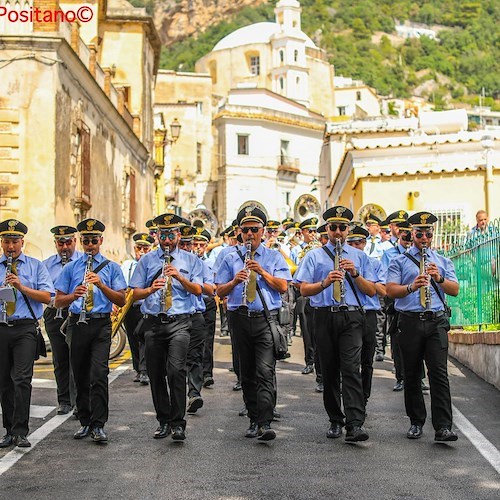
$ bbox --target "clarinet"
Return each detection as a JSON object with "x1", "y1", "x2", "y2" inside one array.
[
  {"x1": 77, "y1": 252, "x2": 94, "y2": 325},
  {"x1": 421, "y1": 244, "x2": 432, "y2": 312},
  {"x1": 335, "y1": 239, "x2": 348, "y2": 310},
  {"x1": 54, "y1": 251, "x2": 68, "y2": 320},
  {"x1": 241, "y1": 240, "x2": 252, "y2": 306},
  {"x1": 158, "y1": 247, "x2": 170, "y2": 320},
  {"x1": 0, "y1": 253, "x2": 13, "y2": 325}
]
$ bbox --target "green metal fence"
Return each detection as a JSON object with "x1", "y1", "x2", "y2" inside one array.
[{"x1": 443, "y1": 220, "x2": 500, "y2": 328}]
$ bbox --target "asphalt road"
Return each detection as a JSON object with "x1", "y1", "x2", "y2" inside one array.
[{"x1": 1, "y1": 332, "x2": 500, "y2": 500}]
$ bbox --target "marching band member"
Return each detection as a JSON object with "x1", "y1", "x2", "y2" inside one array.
[
  {"x1": 364, "y1": 213, "x2": 385, "y2": 259},
  {"x1": 295, "y1": 207, "x2": 376, "y2": 442},
  {"x1": 216, "y1": 205, "x2": 291, "y2": 441},
  {"x1": 121, "y1": 233, "x2": 155, "y2": 385},
  {"x1": 54, "y1": 219, "x2": 127, "y2": 444},
  {"x1": 386, "y1": 212, "x2": 459, "y2": 441},
  {"x1": 43, "y1": 225, "x2": 82, "y2": 415},
  {"x1": 129, "y1": 214, "x2": 203, "y2": 442},
  {"x1": 0, "y1": 219, "x2": 53, "y2": 449}
]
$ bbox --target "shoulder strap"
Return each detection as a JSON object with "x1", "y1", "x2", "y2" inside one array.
[
  {"x1": 321, "y1": 246, "x2": 363, "y2": 308},
  {"x1": 19, "y1": 291, "x2": 39, "y2": 324},
  {"x1": 403, "y1": 252, "x2": 447, "y2": 307},
  {"x1": 149, "y1": 268, "x2": 162, "y2": 288},
  {"x1": 93, "y1": 259, "x2": 110, "y2": 274}
]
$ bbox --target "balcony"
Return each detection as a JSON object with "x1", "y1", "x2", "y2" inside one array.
[{"x1": 277, "y1": 156, "x2": 300, "y2": 174}]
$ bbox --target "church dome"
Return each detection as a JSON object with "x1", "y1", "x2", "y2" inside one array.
[{"x1": 212, "y1": 22, "x2": 317, "y2": 52}]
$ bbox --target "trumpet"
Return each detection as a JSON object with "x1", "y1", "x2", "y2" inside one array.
[
  {"x1": 54, "y1": 251, "x2": 69, "y2": 320},
  {"x1": 421, "y1": 244, "x2": 432, "y2": 312},
  {"x1": 241, "y1": 240, "x2": 252, "y2": 306},
  {"x1": 334, "y1": 239, "x2": 348, "y2": 310},
  {"x1": 158, "y1": 247, "x2": 171, "y2": 320},
  {"x1": 77, "y1": 252, "x2": 94, "y2": 325},
  {"x1": 0, "y1": 252, "x2": 13, "y2": 325}
]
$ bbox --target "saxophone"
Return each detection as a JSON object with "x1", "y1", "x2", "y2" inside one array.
[
  {"x1": 421, "y1": 244, "x2": 432, "y2": 312},
  {"x1": 54, "y1": 251, "x2": 68, "y2": 320},
  {"x1": 241, "y1": 240, "x2": 252, "y2": 306},
  {"x1": 334, "y1": 239, "x2": 348, "y2": 310},
  {"x1": 0, "y1": 253, "x2": 13, "y2": 325},
  {"x1": 77, "y1": 252, "x2": 94, "y2": 325},
  {"x1": 158, "y1": 247, "x2": 171, "y2": 320}
]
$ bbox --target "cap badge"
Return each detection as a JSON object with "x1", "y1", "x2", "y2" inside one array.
[
  {"x1": 399, "y1": 211, "x2": 405, "y2": 219},
  {"x1": 336, "y1": 207, "x2": 346, "y2": 218},
  {"x1": 163, "y1": 215, "x2": 173, "y2": 225},
  {"x1": 245, "y1": 204, "x2": 257, "y2": 217},
  {"x1": 59, "y1": 227, "x2": 68, "y2": 235},
  {"x1": 86, "y1": 220, "x2": 96, "y2": 231},
  {"x1": 312, "y1": 218, "x2": 318, "y2": 224},
  {"x1": 8, "y1": 220, "x2": 18, "y2": 230},
  {"x1": 420, "y1": 214, "x2": 430, "y2": 224}
]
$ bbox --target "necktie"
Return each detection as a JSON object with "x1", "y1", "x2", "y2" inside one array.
[
  {"x1": 369, "y1": 236, "x2": 376, "y2": 255},
  {"x1": 246, "y1": 251, "x2": 257, "y2": 303},
  {"x1": 6, "y1": 260, "x2": 18, "y2": 316},
  {"x1": 85, "y1": 260, "x2": 94, "y2": 312},
  {"x1": 419, "y1": 254, "x2": 427, "y2": 308},
  {"x1": 333, "y1": 251, "x2": 341, "y2": 302},
  {"x1": 164, "y1": 254, "x2": 173, "y2": 311}
]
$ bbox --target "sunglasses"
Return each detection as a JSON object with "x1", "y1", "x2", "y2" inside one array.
[
  {"x1": 149, "y1": 230, "x2": 158, "y2": 236},
  {"x1": 81, "y1": 238, "x2": 100, "y2": 245},
  {"x1": 241, "y1": 227, "x2": 261, "y2": 234},
  {"x1": 382, "y1": 229, "x2": 391, "y2": 234},
  {"x1": 305, "y1": 229, "x2": 317, "y2": 234},
  {"x1": 329, "y1": 224, "x2": 348, "y2": 232},
  {"x1": 56, "y1": 240, "x2": 73, "y2": 247},
  {"x1": 414, "y1": 231, "x2": 433, "y2": 239},
  {"x1": 159, "y1": 231, "x2": 177, "y2": 241},
  {"x1": 267, "y1": 229, "x2": 279, "y2": 234}
]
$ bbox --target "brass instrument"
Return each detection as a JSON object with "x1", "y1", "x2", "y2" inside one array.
[
  {"x1": 269, "y1": 240, "x2": 298, "y2": 276},
  {"x1": 0, "y1": 253, "x2": 14, "y2": 325},
  {"x1": 298, "y1": 238, "x2": 322, "y2": 261},
  {"x1": 54, "y1": 251, "x2": 68, "y2": 320},
  {"x1": 77, "y1": 252, "x2": 94, "y2": 325},
  {"x1": 420, "y1": 244, "x2": 432, "y2": 312},
  {"x1": 356, "y1": 203, "x2": 387, "y2": 226},
  {"x1": 334, "y1": 239, "x2": 348, "y2": 309},
  {"x1": 158, "y1": 247, "x2": 171, "y2": 319},
  {"x1": 241, "y1": 240, "x2": 252, "y2": 306},
  {"x1": 188, "y1": 208, "x2": 218, "y2": 238},
  {"x1": 111, "y1": 288, "x2": 135, "y2": 335},
  {"x1": 293, "y1": 194, "x2": 321, "y2": 222}
]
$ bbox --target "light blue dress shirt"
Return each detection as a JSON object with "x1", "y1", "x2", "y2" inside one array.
[
  {"x1": 215, "y1": 243, "x2": 292, "y2": 312},
  {"x1": 55, "y1": 252, "x2": 127, "y2": 314},
  {"x1": 290, "y1": 242, "x2": 306, "y2": 265},
  {"x1": 44, "y1": 251, "x2": 84, "y2": 289},
  {"x1": 386, "y1": 245, "x2": 458, "y2": 312},
  {"x1": 129, "y1": 247, "x2": 203, "y2": 316},
  {"x1": 213, "y1": 244, "x2": 238, "y2": 276},
  {"x1": 364, "y1": 257, "x2": 386, "y2": 311},
  {"x1": 0, "y1": 252, "x2": 54, "y2": 320},
  {"x1": 381, "y1": 243, "x2": 407, "y2": 271},
  {"x1": 206, "y1": 243, "x2": 227, "y2": 267},
  {"x1": 193, "y1": 259, "x2": 215, "y2": 313},
  {"x1": 294, "y1": 241, "x2": 377, "y2": 308}
]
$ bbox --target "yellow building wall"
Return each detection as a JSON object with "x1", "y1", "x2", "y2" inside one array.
[{"x1": 308, "y1": 56, "x2": 335, "y2": 118}]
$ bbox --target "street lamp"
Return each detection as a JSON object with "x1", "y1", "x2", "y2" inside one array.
[
  {"x1": 169, "y1": 118, "x2": 182, "y2": 143},
  {"x1": 481, "y1": 135, "x2": 494, "y2": 216}
]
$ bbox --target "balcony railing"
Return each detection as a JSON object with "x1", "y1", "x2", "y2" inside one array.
[{"x1": 277, "y1": 156, "x2": 300, "y2": 173}]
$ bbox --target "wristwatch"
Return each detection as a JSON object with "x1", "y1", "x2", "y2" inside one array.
[
  {"x1": 351, "y1": 269, "x2": 360, "y2": 279},
  {"x1": 436, "y1": 274, "x2": 445, "y2": 284}
]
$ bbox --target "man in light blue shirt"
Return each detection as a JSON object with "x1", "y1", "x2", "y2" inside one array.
[
  {"x1": 216, "y1": 204, "x2": 291, "y2": 441},
  {"x1": 0, "y1": 219, "x2": 53, "y2": 449},
  {"x1": 386, "y1": 211, "x2": 459, "y2": 442},
  {"x1": 296, "y1": 206, "x2": 376, "y2": 443},
  {"x1": 130, "y1": 213, "x2": 203, "y2": 442},
  {"x1": 43, "y1": 225, "x2": 83, "y2": 416},
  {"x1": 55, "y1": 219, "x2": 127, "y2": 444}
]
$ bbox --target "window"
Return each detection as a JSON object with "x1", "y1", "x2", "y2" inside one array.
[
  {"x1": 129, "y1": 169, "x2": 136, "y2": 227},
  {"x1": 279, "y1": 77, "x2": 284, "y2": 91},
  {"x1": 356, "y1": 91, "x2": 362, "y2": 101},
  {"x1": 237, "y1": 134, "x2": 249, "y2": 155},
  {"x1": 294, "y1": 50, "x2": 298, "y2": 62},
  {"x1": 196, "y1": 101, "x2": 203, "y2": 114},
  {"x1": 196, "y1": 142, "x2": 202, "y2": 174},
  {"x1": 338, "y1": 106, "x2": 346, "y2": 116},
  {"x1": 280, "y1": 140, "x2": 290, "y2": 165},
  {"x1": 279, "y1": 50, "x2": 284, "y2": 63},
  {"x1": 250, "y1": 56, "x2": 260, "y2": 76},
  {"x1": 78, "y1": 122, "x2": 91, "y2": 206},
  {"x1": 296, "y1": 76, "x2": 300, "y2": 86}
]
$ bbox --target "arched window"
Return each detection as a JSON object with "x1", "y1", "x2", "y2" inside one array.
[
  {"x1": 279, "y1": 77, "x2": 284, "y2": 91},
  {"x1": 279, "y1": 50, "x2": 284, "y2": 63},
  {"x1": 294, "y1": 50, "x2": 298, "y2": 63}
]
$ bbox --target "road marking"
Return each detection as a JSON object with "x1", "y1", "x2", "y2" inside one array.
[
  {"x1": 453, "y1": 405, "x2": 500, "y2": 475},
  {"x1": 0, "y1": 362, "x2": 129, "y2": 477},
  {"x1": 0, "y1": 405, "x2": 56, "y2": 419},
  {"x1": 32, "y1": 378, "x2": 57, "y2": 389}
]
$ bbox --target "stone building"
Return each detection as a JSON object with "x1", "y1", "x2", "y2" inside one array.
[{"x1": 0, "y1": 0, "x2": 160, "y2": 260}]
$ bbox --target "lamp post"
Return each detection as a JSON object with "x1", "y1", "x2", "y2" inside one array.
[{"x1": 481, "y1": 135, "x2": 494, "y2": 216}]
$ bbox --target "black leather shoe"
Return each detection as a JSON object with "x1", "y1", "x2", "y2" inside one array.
[
  {"x1": 375, "y1": 353, "x2": 384, "y2": 362},
  {"x1": 238, "y1": 405, "x2": 248, "y2": 417},
  {"x1": 272, "y1": 408, "x2": 281, "y2": 420},
  {"x1": 91, "y1": 427, "x2": 108, "y2": 443},
  {"x1": 203, "y1": 376, "x2": 214, "y2": 388},
  {"x1": 72, "y1": 408, "x2": 79, "y2": 420},
  {"x1": 187, "y1": 396, "x2": 204, "y2": 414},
  {"x1": 345, "y1": 426, "x2": 369, "y2": 442},
  {"x1": 315, "y1": 383, "x2": 324, "y2": 393},
  {"x1": 172, "y1": 426, "x2": 186, "y2": 441},
  {"x1": 245, "y1": 422, "x2": 259, "y2": 438},
  {"x1": 435, "y1": 428, "x2": 458, "y2": 442},
  {"x1": 407, "y1": 424, "x2": 423, "y2": 439},
  {"x1": 57, "y1": 403, "x2": 72, "y2": 415},
  {"x1": 233, "y1": 381, "x2": 242, "y2": 391},
  {"x1": 257, "y1": 424, "x2": 276, "y2": 441},
  {"x1": 393, "y1": 380, "x2": 404, "y2": 391},
  {"x1": 139, "y1": 372, "x2": 149, "y2": 385},
  {"x1": 421, "y1": 380, "x2": 430, "y2": 391},
  {"x1": 0, "y1": 434, "x2": 13, "y2": 448},
  {"x1": 301, "y1": 364, "x2": 314, "y2": 375},
  {"x1": 73, "y1": 426, "x2": 90, "y2": 439},
  {"x1": 133, "y1": 372, "x2": 140, "y2": 383},
  {"x1": 154, "y1": 424, "x2": 171, "y2": 439},
  {"x1": 13, "y1": 435, "x2": 31, "y2": 448},
  {"x1": 327, "y1": 423, "x2": 343, "y2": 439}
]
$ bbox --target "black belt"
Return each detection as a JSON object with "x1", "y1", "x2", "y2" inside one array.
[
  {"x1": 69, "y1": 313, "x2": 110, "y2": 320},
  {"x1": 1, "y1": 319, "x2": 36, "y2": 327},
  {"x1": 399, "y1": 311, "x2": 446, "y2": 321},
  {"x1": 143, "y1": 313, "x2": 192, "y2": 324},
  {"x1": 233, "y1": 307, "x2": 279, "y2": 318},
  {"x1": 315, "y1": 306, "x2": 363, "y2": 313}
]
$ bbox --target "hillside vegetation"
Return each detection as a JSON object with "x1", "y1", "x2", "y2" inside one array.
[{"x1": 158, "y1": 0, "x2": 499, "y2": 108}]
